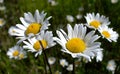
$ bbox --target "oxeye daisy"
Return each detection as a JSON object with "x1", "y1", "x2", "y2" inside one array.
[
  {"x1": 12, "y1": 10, "x2": 52, "y2": 43},
  {"x1": 8, "y1": 26, "x2": 18, "y2": 36},
  {"x1": 106, "y1": 60, "x2": 116, "y2": 74},
  {"x1": 66, "y1": 64, "x2": 73, "y2": 71},
  {"x1": 48, "y1": 57, "x2": 56, "y2": 65},
  {"x1": 18, "y1": 49, "x2": 27, "y2": 60},
  {"x1": 7, "y1": 45, "x2": 26, "y2": 59},
  {"x1": 84, "y1": 13, "x2": 110, "y2": 29},
  {"x1": 98, "y1": 25, "x2": 119, "y2": 42},
  {"x1": 54, "y1": 24, "x2": 102, "y2": 61},
  {"x1": 59, "y1": 59, "x2": 68, "y2": 67},
  {"x1": 23, "y1": 31, "x2": 56, "y2": 57},
  {"x1": 0, "y1": 18, "x2": 6, "y2": 27},
  {"x1": 66, "y1": 15, "x2": 74, "y2": 23}
]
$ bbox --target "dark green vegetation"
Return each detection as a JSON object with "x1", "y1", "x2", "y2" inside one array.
[{"x1": 0, "y1": 0, "x2": 120, "y2": 74}]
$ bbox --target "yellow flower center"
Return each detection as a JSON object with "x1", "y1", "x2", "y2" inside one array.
[
  {"x1": 25, "y1": 23, "x2": 41, "y2": 35},
  {"x1": 33, "y1": 40, "x2": 47, "y2": 51},
  {"x1": 13, "y1": 50, "x2": 19, "y2": 56},
  {"x1": 66, "y1": 38, "x2": 86, "y2": 53},
  {"x1": 102, "y1": 31, "x2": 110, "y2": 38},
  {"x1": 90, "y1": 20, "x2": 101, "y2": 28},
  {"x1": 19, "y1": 53, "x2": 24, "y2": 59},
  {"x1": 0, "y1": 20, "x2": 3, "y2": 25}
]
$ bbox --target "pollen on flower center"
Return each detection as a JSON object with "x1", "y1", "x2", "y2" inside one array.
[
  {"x1": 102, "y1": 31, "x2": 110, "y2": 38},
  {"x1": 90, "y1": 20, "x2": 101, "y2": 28},
  {"x1": 66, "y1": 38, "x2": 86, "y2": 53},
  {"x1": 13, "y1": 50, "x2": 19, "y2": 56},
  {"x1": 25, "y1": 23, "x2": 41, "y2": 35},
  {"x1": 33, "y1": 40, "x2": 47, "y2": 51}
]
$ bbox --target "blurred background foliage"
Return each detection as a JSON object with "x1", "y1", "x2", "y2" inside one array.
[{"x1": 0, "y1": 0, "x2": 120, "y2": 74}]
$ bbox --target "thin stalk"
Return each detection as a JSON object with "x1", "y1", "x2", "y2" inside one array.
[
  {"x1": 42, "y1": 54, "x2": 47, "y2": 74},
  {"x1": 39, "y1": 41, "x2": 52, "y2": 74},
  {"x1": 72, "y1": 58, "x2": 75, "y2": 74}
]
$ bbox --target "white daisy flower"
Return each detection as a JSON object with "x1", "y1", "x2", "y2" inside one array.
[
  {"x1": 12, "y1": 10, "x2": 52, "y2": 43},
  {"x1": 98, "y1": 25, "x2": 119, "y2": 42},
  {"x1": 48, "y1": 0, "x2": 58, "y2": 6},
  {"x1": 18, "y1": 49, "x2": 27, "y2": 60},
  {"x1": 66, "y1": 15, "x2": 74, "y2": 23},
  {"x1": 106, "y1": 60, "x2": 116, "y2": 74},
  {"x1": 66, "y1": 64, "x2": 73, "y2": 71},
  {"x1": 76, "y1": 14, "x2": 82, "y2": 20},
  {"x1": 48, "y1": 57, "x2": 56, "y2": 65},
  {"x1": 84, "y1": 13, "x2": 110, "y2": 29},
  {"x1": 0, "y1": 18, "x2": 5, "y2": 27},
  {"x1": 8, "y1": 26, "x2": 18, "y2": 36},
  {"x1": 60, "y1": 59, "x2": 68, "y2": 67},
  {"x1": 54, "y1": 24, "x2": 102, "y2": 61},
  {"x1": 7, "y1": 45, "x2": 26, "y2": 60},
  {"x1": 111, "y1": 0, "x2": 118, "y2": 4},
  {"x1": 0, "y1": 6, "x2": 6, "y2": 11},
  {"x1": 0, "y1": 0, "x2": 4, "y2": 3},
  {"x1": 23, "y1": 31, "x2": 56, "y2": 57}
]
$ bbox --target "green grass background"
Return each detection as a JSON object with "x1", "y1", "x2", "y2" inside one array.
[{"x1": 0, "y1": 0, "x2": 120, "y2": 74}]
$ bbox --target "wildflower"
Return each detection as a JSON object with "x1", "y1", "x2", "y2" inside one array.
[
  {"x1": 78, "y1": 7, "x2": 84, "y2": 11},
  {"x1": 60, "y1": 59, "x2": 68, "y2": 67},
  {"x1": 8, "y1": 26, "x2": 18, "y2": 36},
  {"x1": 0, "y1": 0, "x2": 4, "y2": 3},
  {"x1": 12, "y1": 10, "x2": 52, "y2": 43},
  {"x1": 106, "y1": 60, "x2": 116, "y2": 74},
  {"x1": 66, "y1": 15, "x2": 74, "y2": 23},
  {"x1": 48, "y1": 57, "x2": 56, "y2": 65},
  {"x1": 54, "y1": 24, "x2": 102, "y2": 61},
  {"x1": 66, "y1": 64, "x2": 73, "y2": 71},
  {"x1": 18, "y1": 49, "x2": 27, "y2": 60},
  {"x1": 23, "y1": 31, "x2": 56, "y2": 57},
  {"x1": 98, "y1": 25, "x2": 119, "y2": 42},
  {"x1": 7, "y1": 45, "x2": 27, "y2": 59},
  {"x1": 111, "y1": 0, "x2": 118, "y2": 4},
  {"x1": 48, "y1": 0, "x2": 58, "y2": 6},
  {"x1": 0, "y1": 18, "x2": 5, "y2": 27},
  {"x1": 84, "y1": 13, "x2": 110, "y2": 29},
  {"x1": 0, "y1": 6, "x2": 6, "y2": 11},
  {"x1": 76, "y1": 14, "x2": 82, "y2": 20}
]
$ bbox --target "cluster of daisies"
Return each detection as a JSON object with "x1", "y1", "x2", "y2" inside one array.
[
  {"x1": 7, "y1": 10, "x2": 118, "y2": 73},
  {"x1": 8, "y1": 10, "x2": 56, "y2": 59}
]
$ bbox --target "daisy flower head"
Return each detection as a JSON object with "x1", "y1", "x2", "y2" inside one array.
[
  {"x1": 12, "y1": 10, "x2": 52, "y2": 43},
  {"x1": 98, "y1": 25, "x2": 119, "y2": 42},
  {"x1": 7, "y1": 45, "x2": 26, "y2": 59},
  {"x1": 84, "y1": 13, "x2": 110, "y2": 29},
  {"x1": 59, "y1": 59, "x2": 68, "y2": 67},
  {"x1": 66, "y1": 15, "x2": 74, "y2": 23},
  {"x1": 54, "y1": 24, "x2": 102, "y2": 61},
  {"x1": 23, "y1": 31, "x2": 56, "y2": 57},
  {"x1": 48, "y1": 57, "x2": 56, "y2": 65},
  {"x1": 8, "y1": 26, "x2": 18, "y2": 36},
  {"x1": 0, "y1": 18, "x2": 6, "y2": 27},
  {"x1": 106, "y1": 60, "x2": 116, "y2": 74},
  {"x1": 66, "y1": 64, "x2": 73, "y2": 71},
  {"x1": 18, "y1": 49, "x2": 27, "y2": 60}
]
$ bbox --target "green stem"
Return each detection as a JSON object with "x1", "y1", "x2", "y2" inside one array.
[
  {"x1": 39, "y1": 41, "x2": 52, "y2": 74},
  {"x1": 72, "y1": 58, "x2": 75, "y2": 74}
]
